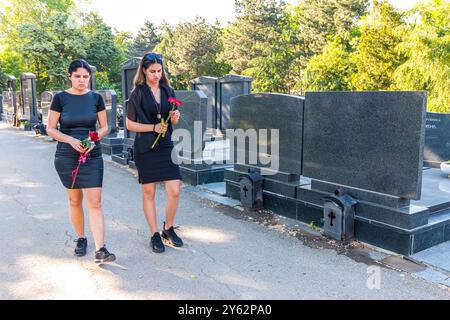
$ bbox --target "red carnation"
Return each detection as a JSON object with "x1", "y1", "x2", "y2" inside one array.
[{"x1": 89, "y1": 131, "x2": 100, "y2": 142}]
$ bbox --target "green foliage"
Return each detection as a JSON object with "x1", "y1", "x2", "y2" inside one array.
[
  {"x1": 156, "y1": 17, "x2": 230, "y2": 89},
  {"x1": 130, "y1": 21, "x2": 160, "y2": 57},
  {"x1": 351, "y1": 1, "x2": 407, "y2": 90},
  {"x1": 393, "y1": 0, "x2": 450, "y2": 112},
  {"x1": 296, "y1": 0, "x2": 369, "y2": 57},
  {"x1": 305, "y1": 32, "x2": 357, "y2": 91},
  {"x1": 0, "y1": 0, "x2": 448, "y2": 114}
]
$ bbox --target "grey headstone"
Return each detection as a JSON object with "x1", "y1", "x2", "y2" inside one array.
[
  {"x1": 230, "y1": 93, "x2": 304, "y2": 175},
  {"x1": 19, "y1": 73, "x2": 39, "y2": 126},
  {"x1": 424, "y1": 112, "x2": 450, "y2": 167},
  {"x1": 96, "y1": 90, "x2": 117, "y2": 136},
  {"x1": 191, "y1": 76, "x2": 218, "y2": 130},
  {"x1": 121, "y1": 57, "x2": 141, "y2": 140},
  {"x1": 40, "y1": 91, "x2": 57, "y2": 126},
  {"x1": 217, "y1": 75, "x2": 252, "y2": 131},
  {"x1": 303, "y1": 91, "x2": 427, "y2": 200},
  {"x1": 172, "y1": 90, "x2": 209, "y2": 159}
]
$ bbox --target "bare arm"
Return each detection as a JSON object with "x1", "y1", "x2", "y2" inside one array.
[
  {"x1": 85, "y1": 110, "x2": 108, "y2": 154},
  {"x1": 126, "y1": 117, "x2": 167, "y2": 134},
  {"x1": 96, "y1": 110, "x2": 109, "y2": 139},
  {"x1": 46, "y1": 110, "x2": 86, "y2": 153}
]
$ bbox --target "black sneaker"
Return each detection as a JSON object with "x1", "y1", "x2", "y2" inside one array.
[
  {"x1": 161, "y1": 222, "x2": 183, "y2": 247},
  {"x1": 74, "y1": 237, "x2": 87, "y2": 257},
  {"x1": 94, "y1": 245, "x2": 116, "y2": 263},
  {"x1": 150, "y1": 232, "x2": 165, "y2": 253}
]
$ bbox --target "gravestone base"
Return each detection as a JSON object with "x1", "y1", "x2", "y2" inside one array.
[
  {"x1": 111, "y1": 138, "x2": 134, "y2": 166},
  {"x1": 180, "y1": 163, "x2": 232, "y2": 186},
  {"x1": 296, "y1": 170, "x2": 450, "y2": 255},
  {"x1": 225, "y1": 167, "x2": 450, "y2": 256},
  {"x1": 101, "y1": 137, "x2": 124, "y2": 155}
]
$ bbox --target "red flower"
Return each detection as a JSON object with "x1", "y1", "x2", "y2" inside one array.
[
  {"x1": 89, "y1": 131, "x2": 100, "y2": 142},
  {"x1": 168, "y1": 97, "x2": 183, "y2": 107}
]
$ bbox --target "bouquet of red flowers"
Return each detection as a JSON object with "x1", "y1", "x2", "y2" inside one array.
[
  {"x1": 151, "y1": 97, "x2": 183, "y2": 149},
  {"x1": 71, "y1": 131, "x2": 100, "y2": 188}
]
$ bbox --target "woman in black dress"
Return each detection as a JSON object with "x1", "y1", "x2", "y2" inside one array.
[
  {"x1": 47, "y1": 60, "x2": 115, "y2": 263},
  {"x1": 126, "y1": 53, "x2": 183, "y2": 253}
]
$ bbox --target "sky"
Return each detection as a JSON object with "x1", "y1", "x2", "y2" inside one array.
[{"x1": 77, "y1": 0, "x2": 421, "y2": 36}]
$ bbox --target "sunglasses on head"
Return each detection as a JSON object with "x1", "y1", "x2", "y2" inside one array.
[{"x1": 144, "y1": 53, "x2": 163, "y2": 63}]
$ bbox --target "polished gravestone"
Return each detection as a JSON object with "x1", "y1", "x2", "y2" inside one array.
[
  {"x1": 191, "y1": 76, "x2": 218, "y2": 132},
  {"x1": 225, "y1": 93, "x2": 305, "y2": 219},
  {"x1": 1, "y1": 91, "x2": 17, "y2": 124},
  {"x1": 112, "y1": 57, "x2": 141, "y2": 167},
  {"x1": 217, "y1": 75, "x2": 252, "y2": 132},
  {"x1": 298, "y1": 91, "x2": 449, "y2": 255},
  {"x1": 424, "y1": 112, "x2": 450, "y2": 168},
  {"x1": 2, "y1": 76, "x2": 18, "y2": 125},
  {"x1": 173, "y1": 90, "x2": 231, "y2": 185},
  {"x1": 226, "y1": 91, "x2": 449, "y2": 255},
  {"x1": 19, "y1": 73, "x2": 40, "y2": 131},
  {"x1": 303, "y1": 91, "x2": 426, "y2": 201},
  {"x1": 97, "y1": 90, "x2": 123, "y2": 155},
  {"x1": 37, "y1": 91, "x2": 58, "y2": 134}
]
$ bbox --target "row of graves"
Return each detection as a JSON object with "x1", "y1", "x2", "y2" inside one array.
[{"x1": 1, "y1": 58, "x2": 449, "y2": 256}]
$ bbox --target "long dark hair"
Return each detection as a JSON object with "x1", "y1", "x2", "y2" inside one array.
[
  {"x1": 68, "y1": 59, "x2": 92, "y2": 75},
  {"x1": 134, "y1": 52, "x2": 170, "y2": 87}
]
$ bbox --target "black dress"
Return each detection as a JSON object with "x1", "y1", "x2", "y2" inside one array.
[
  {"x1": 126, "y1": 83, "x2": 181, "y2": 184},
  {"x1": 51, "y1": 91, "x2": 106, "y2": 189}
]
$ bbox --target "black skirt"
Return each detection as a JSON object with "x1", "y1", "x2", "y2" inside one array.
[
  {"x1": 54, "y1": 128, "x2": 103, "y2": 189},
  {"x1": 134, "y1": 145, "x2": 181, "y2": 184}
]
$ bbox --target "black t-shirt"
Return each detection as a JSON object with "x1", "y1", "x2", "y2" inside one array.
[
  {"x1": 50, "y1": 91, "x2": 105, "y2": 131},
  {"x1": 126, "y1": 83, "x2": 176, "y2": 151}
]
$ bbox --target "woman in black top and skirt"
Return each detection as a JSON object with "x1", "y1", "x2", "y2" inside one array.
[
  {"x1": 47, "y1": 60, "x2": 115, "y2": 263},
  {"x1": 126, "y1": 53, "x2": 183, "y2": 253}
]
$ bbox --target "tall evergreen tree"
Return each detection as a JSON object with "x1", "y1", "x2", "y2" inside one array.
[
  {"x1": 156, "y1": 17, "x2": 230, "y2": 89},
  {"x1": 351, "y1": 0, "x2": 406, "y2": 90},
  {"x1": 130, "y1": 21, "x2": 160, "y2": 57}
]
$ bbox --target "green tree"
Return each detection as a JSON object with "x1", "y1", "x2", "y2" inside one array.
[
  {"x1": 0, "y1": 0, "x2": 87, "y2": 92},
  {"x1": 305, "y1": 31, "x2": 358, "y2": 91},
  {"x1": 296, "y1": 0, "x2": 368, "y2": 57},
  {"x1": 81, "y1": 12, "x2": 124, "y2": 94},
  {"x1": 351, "y1": 0, "x2": 406, "y2": 90},
  {"x1": 219, "y1": 0, "x2": 284, "y2": 75},
  {"x1": 130, "y1": 21, "x2": 160, "y2": 57},
  {"x1": 156, "y1": 17, "x2": 230, "y2": 89},
  {"x1": 393, "y1": 0, "x2": 450, "y2": 112}
]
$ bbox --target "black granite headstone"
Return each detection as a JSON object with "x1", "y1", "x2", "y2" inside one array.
[
  {"x1": 19, "y1": 73, "x2": 39, "y2": 130},
  {"x1": 191, "y1": 76, "x2": 218, "y2": 130},
  {"x1": 303, "y1": 91, "x2": 427, "y2": 200},
  {"x1": 217, "y1": 75, "x2": 252, "y2": 131},
  {"x1": 229, "y1": 93, "x2": 304, "y2": 176},
  {"x1": 424, "y1": 112, "x2": 450, "y2": 167}
]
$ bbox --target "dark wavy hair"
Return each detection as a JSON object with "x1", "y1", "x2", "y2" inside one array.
[
  {"x1": 68, "y1": 59, "x2": 92, "y2": 75},
  {"x1": 134, "y1": 52, "x2": 170, "y2": 87}
]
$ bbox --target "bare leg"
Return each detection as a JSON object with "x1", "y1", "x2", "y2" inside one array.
[
  {"x1": 142, "y1": 183, "x2": 158, "y2": 234},
  {"x1": 66, "y1": 189, "x2": 85, "y2": 238},
  {"x1": 163, "y1": 180, "x2": 181, "y2": 229},
  {"x1": 84, "y1": 188, "x2": 105, "y2": 251}
]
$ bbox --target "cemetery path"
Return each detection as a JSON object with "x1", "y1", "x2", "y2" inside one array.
[{"x1": 0, "y1": 124, "x2": 448, "y2": 300}]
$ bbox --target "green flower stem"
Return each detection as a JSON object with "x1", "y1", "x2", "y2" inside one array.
[{"x1": 151, "y1": 110, "x2": 173, "y2": 149}]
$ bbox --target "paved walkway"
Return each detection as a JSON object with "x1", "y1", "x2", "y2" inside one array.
[{"x1": 0, "y1": 124, "x2": 448, "y2": 299}]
